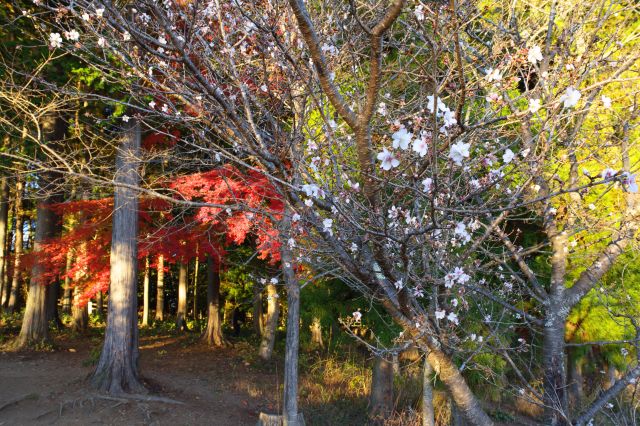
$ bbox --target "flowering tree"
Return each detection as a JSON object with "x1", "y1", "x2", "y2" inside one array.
[{"x1": 15, "y1": 0, "x2": 640, "y2": 424}]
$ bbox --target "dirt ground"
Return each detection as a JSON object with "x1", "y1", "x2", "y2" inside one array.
[{"x1": 0, "y1": 332, "x2": 281, "y2": 426}]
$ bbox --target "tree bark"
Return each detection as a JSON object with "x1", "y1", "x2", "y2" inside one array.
[
  {"x1": 62, "y1": 250, "x2": 73, "y2": 314},
  {"x1": 258, "y1": 283, "x2": 279, "y2": 360},
  {"x1": 282, "y1": 239, "x2": 303, "y2": 426},
  {"x1": 176, "y1": 261, "x2": 188, "y2": 331},
  {"x1": 142, "y1": 256, "x2": 150, "y2": 327},
  {"x1": 155, "y1": 255, "x2": 164, "y2": 321},
  {"x1": 71, "y1": 279, "x2": 88, "y2": 333},
  {"x1": 203, "y1": 256, "x2": 225, "y2": 346},
  {"x1": 0, "y1": 177, "x2": 9, "y2": 308},
  {"x1": 370, "y1": 355, "x2": 394, "y2": 421},
  {"x1": 192, "y1": 255, "x2": 199, "y2": 320},
  {"x1": 309, "y1": 317, "x2": 323, "y2": 348},
  {"x1": 6, "y1": 176, "x2": 24, "y2": 314},
  {"x1": 253, "y1": 282, "x2": 265, "y2": 336},
  {"x1": 46, "y1": 280, "x2": 63, "y2": 329},
  {"x1": 91, "y1": 119, "x2": 144, "y2": 394},
  {"x1": 422, "y1": 355, "x2": 435, "y2": 426},
  {"x1": 567, "y1": 348, "x2": 584, "y2": 410}
]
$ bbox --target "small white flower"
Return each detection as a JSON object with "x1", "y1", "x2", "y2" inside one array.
[
  {"x1": 121, "y1": 115, "x2": 130, "y2": 122},
  {"x1": 527, "y1": 45, "x2": 543, "y2": 65},
  {"x1": 148, "y1": 100, "x2": 156, "y2": 109},
  {"x1": 64, "y1": 29, "x2": 80, "y2": 41},
  {"x1": 442, "y1": 109, "x2": 457, "y2": 128},
  {"x1": 601, "y1": 95, "x2": 612, "y2": 109},
  {"x1": 304, "y1": 198, "x2": 313, "y2": 207},
  {"x1": 260, "y1": 84, "x2": 268, "y2": 92},
  {"x1": 270, "y1": 277, "x2": 278, "y2": 284},
  {"x1": 449, "y1": 141, "x2": 470, "y2": 166},
  {"x1": 529, "y1": 98, "x2": 541, "y2": 114},
  {"x1": 97, "y1": 37, "x2": 106, "y2": 47},
  {"x1": 95, "y1": 8, "x2": 104, "y2": 18},
  {"x1": 392, "y1": 127, "x2": 412, "y2": 150},
  {"x1": 377, "y1": 148, "x2": 399, "y2": 171},
  {"x1": 503, "y1": 149, "x2": 515, "y2": 164},
  {"x1": 292, "y1": 213, "x2": 301, "y2": 222},
  {"x1": 435, "y1": 309, "x2": 446, "y2": 320},
  {"x1": 322, "y1": 218, "x2": 333, "y2": 236},
  {"x1": 49, "y1": 33, "x2": 63, "y2": 48},
  {"x1": 82, "y1": 12, "x2": 91, "y2": 21},
  {"x1": 412, "y1": 136, "x2": 429, "y2": 157},
  {"x1": 601, "y1": 168, "x2": 617, "y2": 180},
  {"x1": 122, "y1": 31, "x2": 131, "y2": 41},
  {"x1": 377, "y1": 102, "x2": 387, "y2": 116},
  {"x1": 421, "y1": 177, "x2": 433, "y2": 193},
  {"x1": 485, "y1": 68, "x2": 502, "y2": 82},
  {"x1": 394, "y1": 280, "x2": 403, "y2": 290},
  {"x1": 447, "y1": 312, "x2": 459, "y2": 325},
  {"x1": 158, "y1": 35, "x2": 167, "y2": 45},
  {"x1": 561, "y1": 87, "x2": 581, "y2": 108},
  {"x1": 350, "y1": 242, "x2": 358, "y2": 253},
  {"x1": 414, "y1": 5, "x2": 425, "y2": 21},
  {"x1": 352, "y1": 311, "x2": 362, "y2": 322}
]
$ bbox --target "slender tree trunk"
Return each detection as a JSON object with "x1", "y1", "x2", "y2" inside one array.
[
  {"x1": 370, "y1": 355, "x2": 394, "y2": 421},
  {"x1": 192, "y1": 255, "x2": 199, "y2": 320},
  {"x1": 422, "y1": 355, "x2": 435, "y2": 426},
  {"x1": 568, "y1": 348, "x2": 584, "y2": 410},
  {"x1": 258, "y1": 283, "x2": 279, "y2": 360},
  {"x1": 96, "y1": 290, "x2": 104, "y2": 319},
  {"x1": 91, "y1": 119, "x2": 144, "y2": 394},
  {"x1": 142, "y1": 257, "x2": 150, "y2": 327},
  {"x1": 62, "y1": 250, "x2": 73, "y2": 314},
  {"x1": 176, "y1": 261, "x2": 188, "y2": 331},
  {"x1": 155, "y1": 255, "x2": 164, "y2": 321},
  {"x1": 0, "y1": 177, "x2": 9, "y2": 308},
  {"x1": 71, "y1": 285, "x2": 88, "y2": 333},
  {"x1": 203, "y1": 256, "x2": 225, "y2": 346},
  {"x1": 6, "y1": 177, "x2": 24, "y2": 314},
  {"x1": 46, "y1": 280, "x2": 63, "y2": 329},
  {"x1": 253, "y1": 282, "x2": 264, "y2": 336},
  {"x1": 282, "y1": 239, "x2": 303, "y2": 426},
  {"x1": 309, "y1": 317, "x2": 323, "y2": 348}
]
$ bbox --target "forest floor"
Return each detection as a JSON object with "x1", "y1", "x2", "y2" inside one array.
[{"x1": 0, "y1": 329, "x2": 293, "y2": 426}]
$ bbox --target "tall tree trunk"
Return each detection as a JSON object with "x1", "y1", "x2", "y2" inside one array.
[
  {"x1": 192, "y1": 255, "x2": 199, "y2": 320},
  {"x1": 142, "y1": 257, "x2": 150, "y2": 327},
  {"x1": 155, "y1": 255, "x2": 164, "y2": 321},
  {"x1": 176, "y1": 261, "x2": 188, "y2": 331},
  {"x1": 258, "y1": 283, "x2": 279, "y2": 360},
  {"x1": 543, "y1": 311, "x2": 569, "y2": 424},
  {"x1": 282, "y1": 237, "x2": 303, "y2": 426},
  {"x1": 91, "y1": 119, "x2": 144, "y2": 394},
  {"x1": 253, "y1": 283, "x2": 265, "y2": 336},
  {"x1": 422, "y1": 355, "x2": 435, "y2": 426},
  {"x1": 71, "y1": 285, "x2": 88, "y2": 332},
  {"x1": 0, "y1": 177, "x2": 9, "y2": 308},
  {"x1": 6, "y1": 176, "x2": 24, "y2": 314},
  {"x1": 203, "y1": 256, "x2": 225, "y2": 346},
  {"x1": 370, "y1": 355, "x2": 394, "y2": 421},
  {"x1": 46, "y1": 280, "x2": 63, "y2": 329},
  {"x1": 568, "y1": 348, "x2": 584, "y2": 410},
  {"x1": 62, "y1": 250, "x2": 73, "y2": 314},
  {"x1": 309, "y1": 317, "x2": 323, "y2": 348},
  {"x1": 96, "y1": 290, "x2": 104, "y2": 319}
]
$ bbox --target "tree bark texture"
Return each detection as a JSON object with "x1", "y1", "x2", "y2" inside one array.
[
  {"x1": 422, "y1": 355, "x2": 435, "y2": 426},
  {"x1": 6, "y1": 176, "x2": 24, "y2": 313},
  {"x1": 155, "y1": 255, "x2": 164, "y2": 321},
  {"x1": 192, "y1": 256, "x2": 199, "y2": 320},
  {"x1": 369, "y1": 355, "x2": 394, "y2": 422},
  {"x1": 62, "y1": 250, "x2": 73, "y2": 314},
  {"x1": 253, "y1": 282, "x2": 264, "y2": 336},
  {"x1": 91, "y1": 119, "x2": 144, "y2": 394},
  {"x1": 258, "y1": 283, "x2": 279, "y2": 360},
  {"x1": 176, "y1": 261, "x2": 188, "y2": 331},
  {"x1": 142, "y1": 257, "x2": 150, "y2": 327},
  {"x1": 0, "y1": 178, "x2": 9, "y2": 308},
  {"x1": 203, "y1": 256, "x2": 225, "y2": 346}
]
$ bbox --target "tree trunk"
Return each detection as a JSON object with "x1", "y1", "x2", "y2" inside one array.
[
  {"x1": 426, "y1": 347, "x2": 494, "y2": 426},
  {"x1": 309, "y1": 317, "x2": 323, "y2": 348},
  {"x1": 370, "y1": 355, "x2": 394, "y2": 421},
  {"x1": 422, "y1": 355, "x2": 435, "y2": 426},
  {"x1": 258, "y1": 283, "x2": 279, "y2": 360},
  {"x1": 142, "y1": 257, "x2": 150, "y2": 327},
  {"x1": 16, "y1": 160, "x2": 64, "y2": 348},
  {"x1": 71, "y1": 285, "x2": 88, "y2": 333},
  {"x1": 46, "y1": 280, "x2": 64, "y2": 329},
  {"x1": 0, "y1": 177, "x2": 9, "y2": 308},
  {"x1": 176, "y1": 261, "x2": 188, "y2": 331},
  {"x1": 543, "y1": 309, "x2": 569, "y2": 425},
  {"x1": 96, "y1": 290, "x2": 104, "y2": 319},
  {"x1": 282, "y1": 241, "x2": 303, "y2": 426},
  {"x1": 203, "y1": 256, "x2": 225, "y2": 346},
  {"x1": 568, "y1": 348, "x2": 584, "y2": 410},
  {"x1": 253, "y1": 282, "x2": 265, "y2": 336},
  {"x1": 6, "y1": 177, "x2": 24, "y2": 314},
  {"x1": 91, "y1": 119, "x2": 144, "y2": 394},
  {"x1": 192, "y1": 255, "x2": 199, "y2": 320},
  {"x1": 62, "y1": 250, "x2": 73, "y2": 314},
  {"x1": 155, "y1": 255, "x2": 164, "y2": 321}
]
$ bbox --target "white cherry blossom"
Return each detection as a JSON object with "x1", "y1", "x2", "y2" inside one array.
[
  {"x1": 64, "y1": 30, "x2": 80, "y2": 41},
  {"x1": 561, "y1": 87, "x2": 581, "y2": 108},
  {"x1": 527, "y1": 45, "x2": 543, "y2": 65},
  {"x1": 601, "y1": 95, "x2": 612, "y2": 109},
  {"x1": 392, "y1": 127, "x2": 412, "y2": 150},
  {"x1": 322, "y1": 218, "x2": 333, "y2": 236},
  {"x1": 503, "y1": 149, "x2": 515, "y2": 164},
  {"x1": 49, "y1": 32, "x2": 63, "y2": 48},
  {"x1": 529, "y1": 98, "x2": 541, "y2": 114},
  {"x1": 377, "y1": 148, "x2": 399, "y2": 170},
  {"x1": 412, "y1": 135, "x2": 429, "y2": 157},
  {"x1": 449, "y1": 141, "x2": 470, "y2": 166},
  {"x1": 435, "y1": 309, "x2": 446, "y2": 320},
  {"x1": 421, "y1": 177, "x2": 433, "y2": 192}
]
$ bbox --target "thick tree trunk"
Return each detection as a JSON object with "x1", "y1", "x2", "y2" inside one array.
[
  {"x1": 543, "y1": 308, "x2": 569, "y2": 425},
  {"x1": 155, "y1": 255, "x2": 164, "y2": 321},
  {"x1": 142, "y1": 257, "x2": 150, "y2": 327},
  {"x1": 176, "y1": 261, "x2": 188, "y2": 331},
  {"x1": 253, "y1": 283, "x2": 264, "y2": 336},
  {"x1": 62, "y1": 250, "x2": 73, "y2": 314},
  {"x1": 258, "y1": 283, "x2": 279, "y2": 360},
  {"x1": 46, "y1": 280, "x2": 64, "y2": 329},
  {"x1": 0, "y1": 178, "x2": 9, "y2": 308},
  {"x1": 568, "y1": 348, "x2": 584, "y2": 410},
  {"x1": 91, "y1": 119, "x2": 144, "y2": 394},
  {"x1": 282, "y1": 242, "x2": 303, "y2": 426},
  {"x1": 309, "y1": 317, "x2": 323, "y2": 348},
  {"x1": 370, "y1": 355, "x2": 394, "y2": 421},
  {"x1": 71, "y1": 284, "x2": 88, "y2": 333},
  {"x1": 6, "y1": 177, "x2": 24, "y2": 314},
  {"x1": 422, "y1": 355, "x2": 435, "y2": 426},
  {"x1": 203, "y1": 256, "x2": 225, "y2": 346}
]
